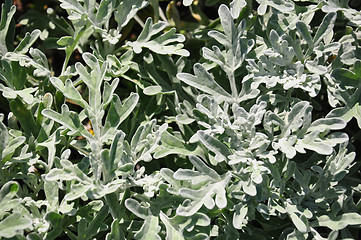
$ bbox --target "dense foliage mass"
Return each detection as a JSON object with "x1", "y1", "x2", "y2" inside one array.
[{"x1": 0, "y1": 0, "x2": 361, "y2": 239}]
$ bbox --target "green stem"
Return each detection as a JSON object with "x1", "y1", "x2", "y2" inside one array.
[
  {"x1": 91, "y1": 113, "x2": 102, "y2": 181},
  {"x1": 134, "y1": 15, "x2": 145, "y2": 28},
  {"x1": 228, "y1": 72, "x2": 238, "y2": 100},
  {"x1": 65, "y1": 228, "x2": 78, "y2": 240},
  {"x1": 61, "y1": 26, "x2": 87, "y2": 75}
]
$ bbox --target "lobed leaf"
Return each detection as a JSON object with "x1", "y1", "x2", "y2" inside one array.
[
  {"x1": 177, "y1": 64, "x2": 233, "y2": 103},
  {"x1": 312, "y1": 213, "x2": 361, "y2": 231},
  {"x1": 0, "y1": 213, "x2": 32, "y2": 238}
]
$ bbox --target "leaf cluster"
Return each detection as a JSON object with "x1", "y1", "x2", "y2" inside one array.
[{"x1": 0, "y1": 0, "x2": 361, "y2": 239}]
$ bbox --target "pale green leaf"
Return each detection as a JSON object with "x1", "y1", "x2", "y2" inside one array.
[
  {"x1": 0, "y1": 213, "x2": 32, "y2": 238},
  {"x1": 177, "y1": 64, "x2": 233, "y2": 102},
  {"x1": 230, "y1": 0, "x2": 247, "y2": 19},
  {"x1": 159, "y1": 212, "x2": 185, "y2": 240},
  {"x1": 313, "y1": 213, "x2": 361, "y2": 231},
  {"x1": 0, "y1": 0, "x2": 16, "y2": 55},
  {"x1": 313, "y1": 12, "x2": 337, "y2": 46},
  {"x1": 14, "y1": 29, "x2": 41, "y2": 54}
]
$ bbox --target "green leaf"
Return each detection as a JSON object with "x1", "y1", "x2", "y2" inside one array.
[
  {"x1": 44, "y1": 212, "x2": 63, "y2": 240},
  {"x1": 174, "y1": 169, "x2": 211, "y2": 184},
  {"x1": 233, "y1": 204, "x2": 248, "y2": 229},
  {"x1": 105, "y1": 219, "x2": 125, "y2": 240},
  {"x1": 64, "y1": 183, "x2": 91, "y2": 201},
  {"x1": 5, "y1": 51, "x2": 51, "y2": 78},
  {"x1": 354, "y1": 60, "x2": 361, "y2": 77},
  {"x1": 95, "y1": 0, "x2": 113, "y2": 26},
  {"x1": 45, "y1": 159, "x2": 92, "y2": 183},
  {"x1": 218, "y1": 4, "x2": 237, "y2": 42},
  {"x1": 297, "y1": 131, "x2": 333, "y2": 155},
  {"x1": 160, "y1": 168, "x2": 181, "y2": 190},
  {"x1": 102, "y1": 78, "x2": 120, "y2": 108},
  {"x1": 84, "y1": 205, "x2": 109, "y2": 239},
  {"x1": 0, "y1": 83, "x2": 37, "y2": 104},
  {"x1": 27, "y1": 233, "x2": 42, "y2": 240},
  {"x1": 230, "y1": 0, "x2": 247, "y2": 19},
  {"x1": 0, "y1": 213, "x2": 32, "y2": 238},
  {"x1": 45, "y1": 168, "x2": 76, "y2": 181},
  {"x1": 130, "y1": 120, "x2": 166, "y2": 163},
  {"x1": 305, "y1": 62, "x2": 327, "y2": 74},
  {"x1": 205, "y1": 5, "x2": 253, "y2": 83},
  {"x1": 313, "y1": 12, "x2": 336, "y2": 46},
  {"x1": 154, "y1": 131, "x2": 200, "y2": 159},
  {"x1": 57, "y1": 36, "x2": 74, "y2": 46},
  {"x1": 104, "y1": 132, "x2": 125, "y2": 181},
  {"x1": 176, "y1": 173, "x2": 231, "y2": 216},
  {"x1": 285, "y1": 229, "x2": 308, "y2": 240},
  {"x1": 135, "y1": 215, "x2": 161, "y2": 240},
  {"x1": 189, "y1": 155, "x2": 221, "y2": 181},
  {"x1": 327, "y1": 103, "x2": 361, "y2": 128},
  {"x1": 107, "y1": 52, "x2": 133, "y2": 77},
  {"x1": 143, "y1": 85, "x2": 162, "y2": 95},
  {"x1": 312, "y1": 213, "x2": 361, "y2": 231},
  {"x1": 284, "y1": 161, "x2": 296, "y2": 181},
  {"x1": 0, "y1": 181, "x2": 18, "y2": 203},
  {"x1": 9, "y1": 99, "x2": 39, "y2": 137},
  {"x1": 177, "y1": 63, "x2": 233, "y2": 102},
  {"x1": 296, "y1": 21, "x2": 313, "y2": 50},
  {"x1": 42, "y1": 104, "x2": 94, "y2": 139},
  {"x1": 127, "y1": 18, "x2": 189, "y2": 56},
  {"x1": 289, "y1": 213, "x2": 308, "y2": 233},
  {"x1": 102, "y1": 93, "x2": 139, "y2": 142},
  {"x1": 349, "y1": 104, "x2": 361, "y2": 128},
  {"x1": 242, "y1": 179, "x2": 257, "y2": 196},
  {"x1": 308, "y1": 118, "x2": 346, "y2": 132},
  {"x1": 331, "y1": 68, "x2": 360, "y2": 88},
  {"x1": 14, "y1": 29, "x2": 41, "y2": 54},
  {"x1": 285, "y1": 101, "x2": 311, "y2": 133},
  {"x1": 37, "y1": 129, "x2": 61, "y2": 169},
  {"x1": 177, "y1": 188, "x2": 214, "y2": 216},
  {"x1": 0, "y1": 117, "x2": 8, "y2": 156},
  {"x1": 0, "y1": 0, "x2": 16, "y2": 55},
  {"x1": 125, "y1": 199, "x2": 149, "y2": 219},
  {"x1": 1, "y1": 135, "x2": 25, "y2": 160},
  {"x1": 125, "y1": 199, "x2": 161, "y2": 240},
  {"x1": 197, "y1": 131, "x2": 232, "y2": 162},
  {"x1": 175, "y1": 213, "x2": 210, "y2": 233},
  {"x1": 256, "y1": 0, "x2": 294, "y2": 15},
  {"x1": 285, "y1": 203, "x2": 309, "y2": 233},
  {"x1": 115, "y1": 0, "x2": 148, "y2": 28},
  {"x1": 159, "y1": 212, "x2": 185, "y2": 240},
  {"x1": 58, "y1": 0, "x2": 84, "y2": 14},
  {"x1": 44, "y1": 181, "x2": 59, "y2": 210}
]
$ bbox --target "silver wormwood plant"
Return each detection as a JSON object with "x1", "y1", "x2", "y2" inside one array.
[{"x1": 0, "y1": 0, "x2": 361, "y2": 239}]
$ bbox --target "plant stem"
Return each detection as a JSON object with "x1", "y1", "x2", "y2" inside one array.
[
  {"x1": 228, "y1": 72, "x2": 238, "y2": 100},
  {"x1": 61, "y1": 26, "x2": 87, "y2": 75}
]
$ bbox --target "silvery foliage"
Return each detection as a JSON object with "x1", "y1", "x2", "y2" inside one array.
[
  {"x1": 246, "y1": 12, "x2": 338, "y2": 97},
  {"x1": 173, "y1": 1, "x2": 361, "y2": 239},
  {"x1": 0, "y1": 0, "x2": 360, "y2": 239},
  {"x1": 178, "y1": 4, "x2": 257, "y2": 103}
]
